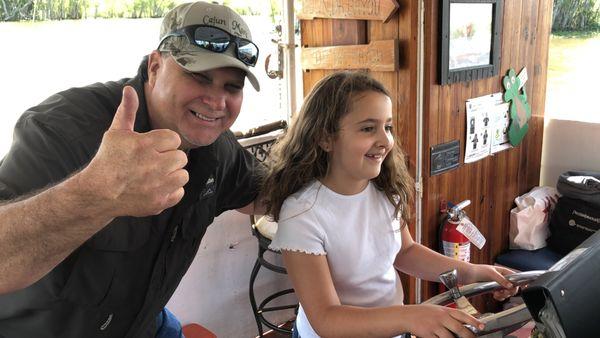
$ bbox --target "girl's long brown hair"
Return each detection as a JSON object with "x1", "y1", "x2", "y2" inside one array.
[{"x1": 261, "y1": 71, "x2": 414, "y2": 224}]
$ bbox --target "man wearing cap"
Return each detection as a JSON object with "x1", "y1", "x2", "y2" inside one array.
[{"x1": 0, "y1": 2, "x2": 262, "y2": 337}]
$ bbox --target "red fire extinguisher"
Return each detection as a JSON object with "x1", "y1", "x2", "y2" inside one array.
[{"x1": 440, "y1": 200, "x2": 472, "y2": 262}]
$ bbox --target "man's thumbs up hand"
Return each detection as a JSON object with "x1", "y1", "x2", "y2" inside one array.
[
  {"x1": 79, "y1": 86, "x2": 189, "y2": 219},
  {"x1": 110, "y1": 86, "x2": 139, "y2": 131}
]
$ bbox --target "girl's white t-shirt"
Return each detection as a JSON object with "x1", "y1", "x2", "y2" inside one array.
[{"x1": 270, "y1": 180, "x2": 404, "y2": 338}]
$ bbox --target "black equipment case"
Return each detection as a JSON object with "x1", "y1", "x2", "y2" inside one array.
[{"x1": 522, "y1": 230, "x2": 600, "y2": 337}]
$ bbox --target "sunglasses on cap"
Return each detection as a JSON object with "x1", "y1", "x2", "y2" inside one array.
[{"x1": 158, "y1": 25, "x2": 259, "y2": 67}]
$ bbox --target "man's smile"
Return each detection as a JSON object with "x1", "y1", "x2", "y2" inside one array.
[{"x1": 190, "y1": 109, "x2": 222, "y2": 122}]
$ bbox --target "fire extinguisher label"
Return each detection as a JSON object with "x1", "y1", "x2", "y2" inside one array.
[
  {"x1": 456, "y1": 218, "x2": 486, "y2": 249},
  {"x1": 442, "y1": 241, "x2": 471, "y2": 262}
]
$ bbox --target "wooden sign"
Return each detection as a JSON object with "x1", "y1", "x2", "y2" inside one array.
[
  {"x1": 298, "y1": 0, "x2": 399, "y2": 22},
  {"x1": 301, "y1": 40, "x2": 398, "y2": 72}
]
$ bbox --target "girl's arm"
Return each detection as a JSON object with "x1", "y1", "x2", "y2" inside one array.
[
  {"x1": 393, "y1": 226, "x2": 517, "y2": 296},
  {"x1": 282, "y1": 250, "x2": 483, "y2": 338},
  {"x1": 393, "y1": 226, "x2": 471, "y2": 282}
]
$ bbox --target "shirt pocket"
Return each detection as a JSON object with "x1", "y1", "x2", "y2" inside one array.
[
  {"x1": 59, "y1": 246, "x2": 116, "y2": 307},
  {"x1": 85, "y1": 216, "x2": 150, "y2": 252},
  {"x1": 182, "y1": 197, "x2": 216, "y2": 239},
  {"x1": 60, "y1": 217, "x2": 151, "y2": 308}
]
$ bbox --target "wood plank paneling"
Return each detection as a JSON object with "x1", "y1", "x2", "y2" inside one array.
[
  {"x1": 301, "y1": 40, "x2": 399, "y2": 71},
  {"x1": 367, "y1": 0, "x2": 419, "y2": 304},
  {"x1": 301, "y1": 18, "x2": 367, "y2": 95},
  {"x1": 420, "y1": 0, "x2": 553, "y2": 309},
  {"x1": 297, "y1": 0, "x2": 400, "y2": 22},
  {"x1": 300, "y1": 0, "x2": 553, "y2": 311}
]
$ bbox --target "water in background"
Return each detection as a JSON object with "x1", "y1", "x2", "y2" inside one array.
[
  {"x1": 545, "y1": 34, "x2": 600, "y2": 123},
  {"x1": 0, "y1": 17, "x2": 285, "y2": 158},
  {"x1": 2, "y1": 19, "x2": 597, "y2": 159}
]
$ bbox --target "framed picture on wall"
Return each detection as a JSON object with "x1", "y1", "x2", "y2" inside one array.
[{"x1": 439, "y1": 0, "x2": 504, "y2": 85}]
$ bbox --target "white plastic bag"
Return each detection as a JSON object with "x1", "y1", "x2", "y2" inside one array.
[{"x1": 509, "y1": 186, "x2": 560, "y2": 250}]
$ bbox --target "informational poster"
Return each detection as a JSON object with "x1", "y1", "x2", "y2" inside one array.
[
  {"x1": 464, "y1": 93, "x2": 511, "y2": 163},
  {"x1": 490, "y1": 100, "x2": 511, "y2": 154}
]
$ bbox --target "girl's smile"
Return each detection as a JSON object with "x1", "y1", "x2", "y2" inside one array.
[{"x1": 321, "y1": 90, "x2": 394, "y2": 195}]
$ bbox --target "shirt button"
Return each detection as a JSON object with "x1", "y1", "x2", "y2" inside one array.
[
  {"x1": 170, "y1": 225, "x2": 179, "y2": 242},
  {"x1": 100, "y1": 313, "x2": 113, "y2": 331}
]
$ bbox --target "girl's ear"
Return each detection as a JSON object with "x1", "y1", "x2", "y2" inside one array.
[{"x1": 319, "y1": 134, "x2": 333, "y2": 152}]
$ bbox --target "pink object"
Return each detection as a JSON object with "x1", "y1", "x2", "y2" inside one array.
[{"x1": 182, "y1": 323, "x2": 217, "y2": 338}]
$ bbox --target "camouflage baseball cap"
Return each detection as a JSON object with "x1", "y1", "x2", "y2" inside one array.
[{"x1": 158, "y1": 1, "x2": 260, "y2": 91}]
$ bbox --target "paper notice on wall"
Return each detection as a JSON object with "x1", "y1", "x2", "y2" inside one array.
[
  {"x1": 517, "y1": 67, "x2": 528, "y2": 90},
  {"x1": 464, "y1": 93, "x2": 511, "y2": 163},
  {"x1": 490, "y1": 101, "x2": 511, "y2": 154}
]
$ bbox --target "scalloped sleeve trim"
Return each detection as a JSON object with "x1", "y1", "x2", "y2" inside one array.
[{"x1": 268, "y1": 244, "x2": 326, "y2": 256}]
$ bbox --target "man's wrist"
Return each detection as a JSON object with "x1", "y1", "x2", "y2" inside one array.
[{"x1": 63, "y1": 169, "x2": 117, "y2": 225}]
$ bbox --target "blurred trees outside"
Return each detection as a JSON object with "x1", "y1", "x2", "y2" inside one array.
[
  {"x1": 553, "y1": 0, "x2": 599, "y2": 31},
  {"x1": 1, "y1": 0, "x2": 176, "y2": 21},
  {"x1": 3, "y1": 0, "x2": 596, "y2": 32},
  {"x1": 0, "y1": 0, "x2": 281, "y2": 21}
]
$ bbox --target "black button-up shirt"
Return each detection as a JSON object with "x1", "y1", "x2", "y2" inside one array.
[{"x1": 0, "y1": 61, "x2": 260, "y2": 337}]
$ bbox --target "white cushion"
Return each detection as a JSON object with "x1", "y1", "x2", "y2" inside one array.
[{"x1": 255, "y1": 216, "x2": 278, "y2": 240}]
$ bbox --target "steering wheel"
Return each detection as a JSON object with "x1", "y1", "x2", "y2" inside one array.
[{"x1": 422, "y1": 270, "x2": 546, "y2": 337}]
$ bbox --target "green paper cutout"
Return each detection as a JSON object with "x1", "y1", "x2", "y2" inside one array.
[{"x1": 502, "y1": 68, "x2": 532, "y2": 146}]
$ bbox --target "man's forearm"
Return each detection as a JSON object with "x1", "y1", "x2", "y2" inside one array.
[
  {"x1": 0, "y1": 172, "x2": 114, "y2": 294},
  {"x1": 0, "y1": 87, "x2": 190, "y2": 294}
]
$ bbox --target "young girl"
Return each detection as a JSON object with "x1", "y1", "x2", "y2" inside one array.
[{"x1": 262, "y1": 71, "x2": 517, "y2": 338}]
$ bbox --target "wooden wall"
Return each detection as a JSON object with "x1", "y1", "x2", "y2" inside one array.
[
  {"x1": 421, "y1": 0, "x2": 553, "y2": 304},
  {"x1": 299, "y1": 0, "x2": 553, "y2": 305}
]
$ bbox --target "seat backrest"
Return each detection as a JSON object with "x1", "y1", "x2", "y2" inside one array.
[
  {"x1": 252, "y1": 215, "x2": 278, "y2": 240},
  {"x1": 237, "y1": 119, "x2": 287, "y2": 163},
  {"x1": 238, "y1": 120, "x2": 287, "y2": 242}
]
